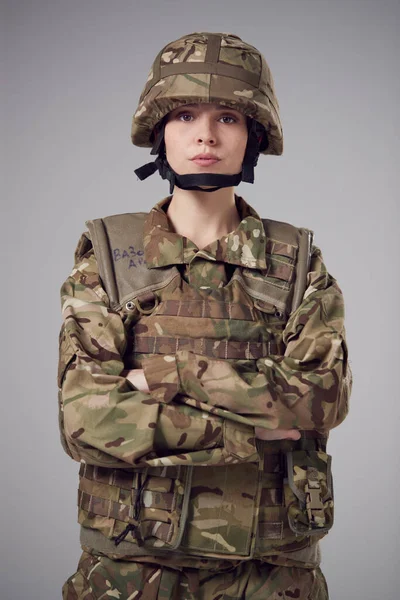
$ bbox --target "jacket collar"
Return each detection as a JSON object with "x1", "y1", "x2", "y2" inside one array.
[{"x1": 143, "y1": 194, "x2": 267, "y2": 270}]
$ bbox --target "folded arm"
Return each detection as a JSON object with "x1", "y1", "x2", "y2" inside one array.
[
  {"x1": 166, "y1": 247, "x2": 352, "y2": 433},
  {"x1": 58, "y1": 248, "x2": 257, "y2": 468}
]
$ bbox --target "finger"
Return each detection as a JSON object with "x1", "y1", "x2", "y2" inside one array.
[
  {"x1": 287, "y1": 430, "x2": 301, "y2": 440},
  {"x1": 255, "y1": 428, "x2": 301, "y2": 441}
]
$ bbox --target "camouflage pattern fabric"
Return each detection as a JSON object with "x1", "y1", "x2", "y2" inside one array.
[
  {"x1": 62, "y1": 550, "x2": 329, "y2": 599},
  {"x1": 58, "y1": 194, "x2": 351, "y2": 575},
  {"x1": 131, "y1": 32, "x2": 283, "y2": 156},
  {"x1": 58, "y1": 195, "x2": 351, "y2": 470},
  {"x1": 142, "y1": 192, "x2": 269, "y2": 272}
]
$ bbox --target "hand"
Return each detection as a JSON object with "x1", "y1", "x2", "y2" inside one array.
[
  {"x1": 255, "y1": 427, "x2": 301, "y2": 441},
  {"x1": 122, "y1": 369, "x2": 150, "y2": 393}
]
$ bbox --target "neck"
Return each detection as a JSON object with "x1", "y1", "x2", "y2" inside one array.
[{"x1": 166, "y1": 186, "x2": 241, "y2": 249}]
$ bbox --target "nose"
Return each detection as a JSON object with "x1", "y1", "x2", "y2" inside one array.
[{"x1": 195, "y1": 115, "x2": 217, "y2": 145}]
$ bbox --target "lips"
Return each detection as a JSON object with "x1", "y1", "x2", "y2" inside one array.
[
  {"x1": 191, "y1": 158, "x2": 220, "y2": 166},
  {"x1": 192, "y1": 153, "x2": 220, "y2": 160},
  {"x1": 191, "y1": 154, "x2": 221, "y2": 167}
]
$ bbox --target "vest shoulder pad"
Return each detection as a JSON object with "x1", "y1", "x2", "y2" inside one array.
[
  {"x1": 261, "y1": 217, "x2": 312, "y2": 247},
  {"x1": 85, "y1": 212, "x2": 177, "y2": 310}
]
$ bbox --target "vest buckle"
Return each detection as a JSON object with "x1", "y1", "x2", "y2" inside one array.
[
  {"x1": 134, "y1": 291, "x2": 159, "y2": 314},
  {"x1": 305, "y1": 467, "x2": 325, "y2": 528}
]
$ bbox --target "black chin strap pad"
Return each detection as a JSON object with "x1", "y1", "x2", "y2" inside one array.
[
  {"x1": 177, "y1": 185, "x2": 223, "y2": 193},
  {"x1": 134, "y1": 160, "x2": 159, "y2": 181}
]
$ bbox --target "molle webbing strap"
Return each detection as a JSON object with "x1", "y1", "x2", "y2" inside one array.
[
  {"x1": 261, "y1": 219, "x2": 313, "y2": 314},
  {"x1": 78, "y1": 490, "x2": 174, "y2": 523},
  {"x1": 134, "y1": 336, "x2": 285, "y2": 360},
  {"x1": 79, "y1": 487, "x2": 175, "y2": 545},
  {"x1": 159, "y1": 298, "x2": 257, "y2": 320},
  {"x1": 79, "y1": 462, "x2": 180, "y2": 489},
  {"x1": 78, "y1": 462, "x2": 193, "y2": 550},
  {"x1": 232, "y1": 270, "x2": 289, "y2": 312}
]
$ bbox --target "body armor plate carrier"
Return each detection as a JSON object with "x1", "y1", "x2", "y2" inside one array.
[{"x1": 75, "y1": 211, "x2": 333, "y2": 564}]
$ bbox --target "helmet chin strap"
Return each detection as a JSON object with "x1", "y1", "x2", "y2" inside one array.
[{"x1": 134, "y1": 117, "x2": 265, "y2": 194}]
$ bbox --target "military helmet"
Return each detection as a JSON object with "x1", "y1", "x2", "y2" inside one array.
[
  {"x1": 132, "y1": 31, "x2": 283, "y2": 155},
  {"x1": 132, "y1": 32, "x2": 283, "y2": 192}
]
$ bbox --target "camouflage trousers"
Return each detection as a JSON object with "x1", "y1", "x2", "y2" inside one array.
[{"x1": 62, "y1": 550, "x2": 329, "y2": 599}]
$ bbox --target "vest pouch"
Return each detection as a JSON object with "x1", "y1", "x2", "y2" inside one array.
[
  {"x1": 180, "y1": 463, "x2": 259, "y2": 558},
  {"x1": 78, "y1": 464, "x2": 192, "y2": 551},
  {"x1": 284, "y1": 450, "x2": 334, "y2": 536}
]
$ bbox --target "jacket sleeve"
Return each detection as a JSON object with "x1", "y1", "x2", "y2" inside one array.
[
  {"x1": 172, "y1": 246, "x2": 352, "y2": 432},
  {"x1": 58, "y1": 245, "x2": 257, "y2": 469}
]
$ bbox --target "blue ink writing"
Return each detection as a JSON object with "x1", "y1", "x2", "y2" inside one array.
[{"x1": 113, "y1": 247, "x2": 144, "y2": 263}]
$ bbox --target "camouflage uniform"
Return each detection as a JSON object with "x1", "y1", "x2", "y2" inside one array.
[
  {"x1": 58, "y1": 195, "x2": 350, "y2": 599},
  {"x1": 62, "y1": 550, "x2": 328, "y2": 599}
]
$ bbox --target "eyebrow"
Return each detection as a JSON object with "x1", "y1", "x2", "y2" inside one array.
[{"x1": 176, "y1": 104, "x2": 238, "y2": 112}]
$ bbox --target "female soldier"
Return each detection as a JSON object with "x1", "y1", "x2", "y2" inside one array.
[{"x1": 59, "y1": 31, "x2": 351, "y2": 599}]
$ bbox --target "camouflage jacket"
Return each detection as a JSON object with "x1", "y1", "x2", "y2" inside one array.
[{"x1": 58, "y1": 195, "x2": 351, "y2": 470}]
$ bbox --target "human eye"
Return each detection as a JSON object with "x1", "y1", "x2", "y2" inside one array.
[
  {"x1": 219, "y1": 115, "x2": 238, "y2": 124},
  {"x1": 176, "y1": 112, "x2": 194, "y2": 122}
]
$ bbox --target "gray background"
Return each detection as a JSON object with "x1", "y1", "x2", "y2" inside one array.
[{"x1": 2, "y1": 0, "x2": 399, "y2": 598}]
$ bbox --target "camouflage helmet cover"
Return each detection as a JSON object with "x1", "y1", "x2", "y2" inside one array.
[{"x1": 131, "y1": 32, "x2": 283, "y2": 156}]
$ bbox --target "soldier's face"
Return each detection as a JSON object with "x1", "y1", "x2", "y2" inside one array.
[{"x1": 164, "y1": 103, "x2": 248, "y2": 176}]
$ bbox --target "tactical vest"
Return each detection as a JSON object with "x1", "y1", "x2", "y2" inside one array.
[{"x1": 75, "y1": 212, "x2": 334, "y2": 565}]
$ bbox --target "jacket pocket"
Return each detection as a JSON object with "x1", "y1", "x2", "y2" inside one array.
[{"x1": 284, "y1": 450, "x2": 334, "y2": 536}]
